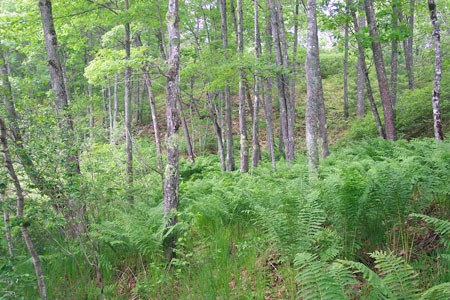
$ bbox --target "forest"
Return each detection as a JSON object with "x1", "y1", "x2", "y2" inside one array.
[{"x1": 0, "y1": 0, "x2": 449, "y2": 299}]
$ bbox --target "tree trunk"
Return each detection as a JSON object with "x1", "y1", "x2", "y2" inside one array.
[
  {"x1": 207, "y1": 92, "x2": 226, "y2": 171},
  {"x1": 108, "y1": 79, "x2": 113, "y2": 143},
  {"x1": 0, "y1": 117, "x2": 47, "y2": 300},
  {"x1": 38, "y1": 0, "x2": 80, "y2": 175},
  {"x1": 305, "y1": 0, "x2": 323, "y2": 177},
  {"x1": 1, "y1": 191, "x2": 14, "y2": 257},
  {"x1": 102, "y1": 83, "x2": 108, "y2": 128},
  {"x1": 143, "y1": 71, "x2": 164, "y2": 175},
  {"x1": 134, "y1": 77, "x2": 141, "y2": 125},
  {"x1": 364, "y1": 0, "x2": 396, "y2": 141},
  {"x1": 237, "y1": 0, "x2": 249, "y2": 173},
  {"x1": 350, "y1": 1, "x2": 385, "y2": 138},
  {"x1": 428, "y1": 0, "x2": 444, "y2": 140},
  {"x1": 164, "y1": 0, "x2": 181, "y2": 260},
  {"x1": 357, "y1": 9, "x2": 365, "y2": 116},
  {"x1": 343, "y1": 21, "x2": 349, "y2": 118},
  {"x1": 404, "y1": 0, "x2": 415, "y2": 90},
  {"x1": 88, "y1": 32, "x2": 95, "y2": 130},
  {"x1": 124, "y1": 0, "x2": 133, "y2": 204},
  {"x1": 267, "y1": 0, "x2": 291, "y2": 162},
  {"x1": 291, "y1": 0, "x2": 299, "y2": 123},
  {"x1": 229, "y1": 0, "x2": 239, "y2": 45},
  {"x1": 251, "y1": 0, "x2": 261, "y2": 172},
  {"x1": 391, "y1": 2, "x2": 399, "y2": 107},
  {"x1": 218, "y1": 0, "x2": 234, "y2": 171},
  {"x1": 178, "y1": 95, "x2": 195, "y2": 163},
  {"x1": 113, "y1": 72, "x2": 118, "y2": 136},
  {"x1": 263, "y1": 18, "x2": 277, "y2": 170}
]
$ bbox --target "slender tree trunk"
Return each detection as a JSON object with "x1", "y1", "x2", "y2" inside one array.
[
  {"x1": 428, "y1": 0, "x2": 444, "y2": 140},
  {"x1": 177, "y1": 94, "x2": 195, "y2": 163},
  {"x1": 108, "y1": 79, "x2": 113, "y2": 143},
  {"x1": 1, "y1": 191, "x2": 14, "y2": 258},
  {"x1": 113, "y1": 72, "x2": 118, "y2": 133},
  {"x1": 229, "y1": 0, "x2": 239, "y2": 45},
  {"x1": 102, "y1": 83, "x2": 108, "y2": 128},
  {"x1": 164, "y1": 0, "x2": 181, "y2": 260},
  {"x1": 61, "y1": 46, "x2": 71, "y2": 103},
  {"x1": 263, "y1": 18, "x2": 277, "y2": 170},
  {"x1": 207, "y1": 92, "x2": 226, "y2": 171},
  {"x1": 305, "y1": 0, "x2": 325, "y2": 176},
  {"x1": 404, "y1": 0, "x2": 415, "y2": 90},
  {"x1": 350, "y1": 1, "x2": 385, "y2": 138},
  {"x1": 38, "y1": 0, "x2": 80, "y2": 175},
  {"x1": 357, "y1": 9, "x2": 365, "y2": 116},
  {"x1": 391, "y1": 2, "x2": 399, "y2": 107},
  {"x1": 343, "y1": 21, "x2": 349, "y2": 118},
  {"x1": 291, "y1": 0, "x2": 299, "y2": 123},
  {"x1": 267, "y1": 0, "x2": 291, "y2": 162},
  {"x1": 134, "y1": 77, "x2": 141, "y2": 125},
  {"x1": 124, "y1": 0, "x2": 133, "y2": 204},
  {"x1": 237, "y1": 0, "x2": 249, "y2": 173},
  {"x1": 88, "y1": 32, "x2": 95, "y2": 130},
  {"x1": 0, "y1": 118, "x2": 47, "y2": 300},
  {"x1": 364, "y1": 0, "x2": 396, "y2": 141},
  {"x1": 275, "y1": 0, "x2": 295, "y2": 162},
  {"x1": 143, "y1": 72, "x2": 164, "y2": 175},
  {"x1": 219, "y1": 0, "x2": 234, "y2": 171},
  {"x1": 251, "y1": 0, "x2": 261, "y2": 172}
]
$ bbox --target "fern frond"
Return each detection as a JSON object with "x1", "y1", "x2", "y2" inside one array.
[
  {"x1": 410, "y1": 214, "x2": 450, "y2": 248},
  {"x1": 371, "y1": 250, "x2": 420, "y2": 300},
  {"x1": 420, "y1": 282, "x2": 450, "y2": 300},
  {"x1": 295, "y1": 253, "x2": 348, "y2": 300}
]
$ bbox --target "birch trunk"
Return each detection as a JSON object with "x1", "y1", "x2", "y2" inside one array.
[
  {"x1": 164, "y1": 0, "x2": 181, "y2": 260},
  {"x1": 237, "y1": 0, "x2": 249, "y2": 173},
  {"x1": 428, "y1": 0, "x2": 444, "y2": 140}
]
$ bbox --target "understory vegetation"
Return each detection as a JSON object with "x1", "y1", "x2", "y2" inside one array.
[{"x1": 2, "y1": 138, "x2": 449, "y2": 299}]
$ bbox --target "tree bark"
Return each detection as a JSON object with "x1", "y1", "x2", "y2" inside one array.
[
  {"x1": 113, "y1": 72, "x2": 118, "y2": 139},
  {"x1": 237, "y1": 0, "x2": 249, "y2": 173},
  {"x1": 124, "y1": 0, "x2": 133, "y2": 204},
  {"x1": 177, "y1": 95, "x2": 195, "y2": 163},
  {"x1": 164, "y1": 0, "x2": 181, "y2": 260},
  {"x1": 38, "y1": 0, "x2": 80, "y2": 174},
  {"x1": 267, "y1": 0, "x2": 293, "y2": 162},
  {"x1": 305, "y1": 0, "x2": 325, "y2": 176},
  {"x1": 291, "y1": 0, "x2": 299, "y2": 123},
  {"x1": 263, "y1": 16, "x2": 277, "y2": 170},
  {"x1": 207, "y1": 92, "x2": 226, "y2": 171},
  {"x1": 88, "y1": 32, "x2": 95, "y2": 130},
  {"x1": 343, "y1": 21, "x2": 349, "y2": 118},
  {"x1": 229, "y1": 0, "x2": 239, "y2": 45},
  {"x1": 364, "y1": 0, "x2": 396, "y2": 141},
  {"x1": 351, "y1": 1, "x2": 385, "y2": 138},
  {"x1": 219, "y1": 0, "x2": 235, "y2": 171},
  {"x1": 428, "y1": 0, "x2": 444, "y2": 140},
  {"x1": 1, "y1": 191, "x2": 14, "y2": 258},
  {"x1": 391, "y1": 2, "x2": 399, "y2": 107},
  {"x1": 404, "y1": 0, "x2": 415, "y2": 90},
  {"x1": 357, "y1": 9, "x2": 365, "y2": 116},
  {"x1": 143, "y1": 72, "x2": 164, "y2": 175},
  {"x1": 134, "y1": 77, "x2": 141, "y2": 125},
  {"x1": 108, "y1": 79, "x2": 113, "y2": 143},
  {"x1": 251, "y1": 0, "x2": 261, "y2": 172},
  {"x1": 0, "y1": 117, "x2": 47, "y2": 300}
]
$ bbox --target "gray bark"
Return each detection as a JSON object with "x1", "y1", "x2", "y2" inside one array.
[
  {"x1": 229, "y1": 0, "x2": 239, "y2": 45},
  {"x1": 364, "y1": 0, "x2": 396, "y2": 141},
  {"x1": 207, "y1": 92, "x2": 226, "y2": 171},
  {"x1": 124, "y1": 0, "x2": 133, "y2": 204},
  {"x1": 357, "y1": 10, "x2": 365, "y2": 116},
  {"x1": 404, "y1": 0, "x2": 415, "y2": 90},
  {"x1": 351, "y1": 1, "x2": 385, "y2": 138},
  {"x1": 263, "y1": 18, "x2": 277, "y2": 170},
  {"x1": 164, "y1": 0, "x2": 181, "y2": 260},
  {"x1": 219, "y1": 0, "x2": 235, "y2": 171},
  {"x1": 237, "y1": 0, "x2": 249, "y2": 173},
  {"x1": 291, "y1": 0, "x2": 299, "y2": 123},
  {"x1": 344, "y1": 21, "x2": 349, "y2": 118},
  {"x1": 108, "y1": 79, "x2": 113, "y2": 143},
  {"x1": 177, "y1": 95, "x2": 195, "y2": 163},
  {"x1": 134, "y1": 77, "x2": 141, "y2": 125},
  {"x1": 1, "y1": 191, "x2": 14, "y2": 257},
  {"x1": 251, "y1": 0, "x2": 261, "y2": 172},
  {"x1": 305, "y1": 0, "x2": 322, "y2": 176},
  {"x1": 391, "y1": 2, "x2": 399, "y2": 107},
  {"x1": 88, "y1": 32, "x2": 94, "y2": 129},
  {"x1": 428, "y1": 0, "x2": 444, "y2": 140},
  {"x1": 38, "y1": 0, "x2": 80, "y2": 174},
  {"x1": 0, "y1": 117, "x2": 47, "y2": 300}
]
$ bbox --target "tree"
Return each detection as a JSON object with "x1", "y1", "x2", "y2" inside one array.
[
  {"x1": 428, "y1": 0, "x2": 444, "y2": 140},
  {"x1": 364, "y1": 0, "x2": 396, "y2": 141},
  {"x1": 163, "y1": 0, "x2": 181, "y2": 260},
  {"x1": 251, "y1": 0, "x2": 261, "y2": 172}
]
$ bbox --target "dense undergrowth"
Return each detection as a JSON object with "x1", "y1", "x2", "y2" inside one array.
[{"x1": 2, "y1": 138, "x2": 449, "y2": 299}]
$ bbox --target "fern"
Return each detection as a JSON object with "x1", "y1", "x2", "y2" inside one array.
[
  {"x1": 410, "y1": 214, "x2": 450, "y2": 248},
  {"x1": 295, "y1": 253, "x2": 348, "y2": 300},
  {"x1": 371, "y1": 250, "x2": 420, "y2": 299},
  {"x1": 420, "y1": 282, "x2": 450, "y2": 300}
]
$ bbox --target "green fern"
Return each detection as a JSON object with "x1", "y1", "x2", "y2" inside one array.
[
  {"x1": 295, "y1": 253, "x2": 348, "y2": 300},
  {"x1": 420, "y1": 282, "x2": 450, "y2": 300},
  {"x1": 371, "y1": 250, "x2": 420, "y2": 299},
  {"x1": 410, "y1": 214, "x2": 450, "y2": 248}
]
